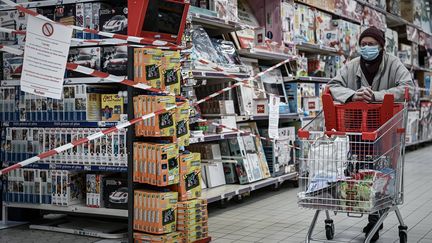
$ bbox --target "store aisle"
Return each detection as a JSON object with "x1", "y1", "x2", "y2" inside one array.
[{"x1": 208, "y1": 145, "x2": 432, "y2": 243}]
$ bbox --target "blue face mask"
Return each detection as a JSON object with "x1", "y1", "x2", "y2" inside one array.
[{"x1": 360, "y1": 45, "x2": 380, "y2": 61}]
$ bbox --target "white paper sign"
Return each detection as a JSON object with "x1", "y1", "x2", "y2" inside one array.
[
  {"x1": 21, "y1": 15, "x2": 73, "y2": 99},
  {"x1": 268, "y1": 94, "x2": 280, "y2": 139}
]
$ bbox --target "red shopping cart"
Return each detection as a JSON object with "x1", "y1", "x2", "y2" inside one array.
[{"x1": 297, "y1": 90, "x2": 408, "y2": 243}]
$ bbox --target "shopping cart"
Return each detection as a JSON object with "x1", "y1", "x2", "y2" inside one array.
[{"x1": 297, "y1": 90, "x2": 409, "y2": 243}]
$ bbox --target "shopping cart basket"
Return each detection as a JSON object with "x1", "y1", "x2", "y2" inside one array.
[{"x1": 297, "y1": 91, "x2": 408, "y2": 243}]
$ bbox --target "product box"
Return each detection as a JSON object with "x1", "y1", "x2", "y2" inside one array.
[
  {"x1": 315, "y1": 10, "x2": 332, "y2": 47},
  {"x1": 2, "y1": 53, "x2": 23, "y2": 80},
  {"x1": 161, "y1": 51, "x2": 181, "y2": 95},
  {"x1": 187, "y1": 143, "x2": 227, "y2": 188},
  {"x1": 177, "y1": 199, "x2": 208, "y2": 243},
  {"x1": 206, "y1": 115, "x2": 237, "y2": 134},
  {"x1": 324, "y1": 20, "x2": 360, "y2": 58},
  {"x1": 51, "y1": 170, "x2": 85, "y2": 206},
  {"x1": 234, "y1": 0, "x2": 260, "y2": 49},
  {"x1": 0, "y1": 10, "x2": 18, "y2": 45},
  {"x1": 386, "y1": 0, "x2": 401, "y2": 15},
  {"x1": 133, "y1": 232, "x2": 182, "y2": 243},
  {"x1": 86, "y1": 174, "x2": 104, "y2": 208},
  {"x1": 400, "y1": 0, "x2": 422, "y2": 27},
  {"x1": 133, "y1": 190, "x2": 178, "y2": 234},
  {"x1": 133, "y1": 95, "x2": 176, "y2": 137},
  {"x1": 412, "y1": 44, "x2": 419, "y2": 67},
  {"x1": 212, "y1": 0, "x2": 238, "y2": 22},
  {"x1": 285, "y1": 82, "x2": 318, "y2": 115},
  {"x1": 100, "y1": 4, "x2": 128, "y2": 35},
  {"x1": 134, "y1": 48, "x2": 163, "y2": 90},
  {"x1": 399, "y1": 43, "x2": 413, "y2": 66},
  {"x1": 362, "y1": 6, "x2": 387, "y2": 30},
  {"x1": 292, "y1": 3, "x2": 315, "y2": 44},
  {"x1": 171, "y1": 153, "x2": 201, "y2": 201},
  {"x1": 334, "y1": 0, "x2": 363, "y2": 23},
  {"x1": 102, "y1": 46, "x2": 128, "y2": 76},
  {"x1": 176, "y1": 102, "x2": 191, "y2": 147},
  {"x1": 133, "y1": 142, "x2": 179, "y2": 187},
  {"x1": 102, "y1": 177, "x2": 128, "y2": 209},
  {"x1": 385, "y1": 28, "x2": 399, "y2": 57},
  {"x1": 67, "y1": 47, "x2": 102, "y2": 77},
  {"x1": 101, "y1": 94, "x2": 124, "y2": 121},
  {"x1": 406, "y1": 111, "x2": 420, "y2": 144},
  {"x1": 200, "y1": 100, "x2": 235, "y2": 115}
]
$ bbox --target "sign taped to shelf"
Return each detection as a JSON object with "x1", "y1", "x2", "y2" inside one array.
[
  {"x1": 20, "y1": 15, "x2": 73, "y2": 99},
  {"x1": 268, "y1": 94, "x2": 280, "y2": 139}
]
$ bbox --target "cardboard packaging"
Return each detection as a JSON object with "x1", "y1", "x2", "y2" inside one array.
[
  {"x1": 171, "y1": 153, "x2": 202, "y2": 201},
  {"x1": 399, "y1": 44, "x2": 413, "y2": 66},
  {"x1": 400, "y1": 0, "x2": 422, "y2": 27},
  {"x1": 176, "y1": 102, "x2": 191, "y2": 147},
  {"x1": 0, "y1": 10, "x2": 18, "y2": 45},
  {"x1": 102, "y1": 46, "x2": 128, "y2": 76},
  {"x1": 187, "y1": 143, "x2": 226, "y2": 188},
  {"x1": 406, "y1": 111, "x2": 420, "y2": 144},
  {"x1": 212, "y1": 0, "x2": 238, "y2": 22},
  {"x1": 102, "y1": 176, "x2": 128, "y2": 209},
  {"x1": 292, "y1": 3, "x2": 315, "y2": 44},
  {"x1": 133, "y1": 231, "x2": 182, "y2": 243},
  {"x1": 200, "y1": 100, "x2": 236, "y2": 115},
  {"x1": 133, "y1": 190, "x2": 178, "y2": 234},
  {"x1": 86, "y1": 174, "x2": 104, "y2": 208},
  {"x1": 67, "y1": 47, "x2": 102, "y2": 78},
  {"x1": 99, "y1": 5, "x2": 128, "y2": 36},
  {"x1": 101, "y1": 94, "x2": 124, "y2": 121},
  {"x1": 385, "y1": 28, "x2": 399, "y2": 57},
  {"x1": 362, "y1": 6, "x2": 387, "y2": 30},
  {"x1": 334, "y1": 0, "x2": 363, "y2": 23},
  {"x1": 177, "y1": 199, "x2": 209, "y2": 243},
  {"x1": 386, "y1": 0, "x2": 401, "y2": 15}
]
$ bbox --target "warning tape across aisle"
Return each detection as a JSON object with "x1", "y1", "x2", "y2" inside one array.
[{"x1": 0, "y1": 47, "x2": 297, "y2": 176}]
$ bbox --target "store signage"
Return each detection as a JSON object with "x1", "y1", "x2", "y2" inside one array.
[
  {"x1": 268, "y1": 94, "x2": 280, "y2": 139},
  {"x1": 21, "y1": 15, "x2": 73, "y2": 99}
]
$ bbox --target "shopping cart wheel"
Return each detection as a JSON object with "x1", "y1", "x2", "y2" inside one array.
[
  {"x1": 325, "y1": 219, "x2": 335, "y2": 240},
  {"x1": 399, "y1": 225, "x2": 408, "y2": 243}
]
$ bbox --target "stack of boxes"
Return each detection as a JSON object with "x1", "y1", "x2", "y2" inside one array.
[{"x1": 177, "y1": 199, "x2": 209, "y2": 242}]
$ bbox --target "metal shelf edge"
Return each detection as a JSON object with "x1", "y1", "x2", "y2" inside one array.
[{"x1": 5, "y1": 203, "x2": 128, "y2": 217}]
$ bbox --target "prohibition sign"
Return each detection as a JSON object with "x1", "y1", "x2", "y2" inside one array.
[{"x1": 42, "y1": 23, "x2": 54, "y2": 37}]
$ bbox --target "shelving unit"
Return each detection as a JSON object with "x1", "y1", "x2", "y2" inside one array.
[
  {"x1": 296, "y1": 43, "x2": 340, "y2": 56},
  {"x1": 202, "y1": 172, "x2": 298, "y2": 203},
  {"x1": 238, "y1": 49, "x2": 296, "y2": 62},
  {"x1": 1, "y1": 77, "x2": 120, "y2": 86},
  {"x1": 5, "y1": 203, "x2": 128, "y2": 217}
]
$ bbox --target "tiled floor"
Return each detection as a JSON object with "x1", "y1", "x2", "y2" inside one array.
[
  {"x1": 208, "y1": 145, "x2": 432, "y2": 243},
  {"x1": 1, "y1": 145, "x2": 432, "y2": 243}
]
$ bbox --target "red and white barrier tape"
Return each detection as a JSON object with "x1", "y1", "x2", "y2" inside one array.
[{"x1": 0, "y1": 0, "x2": 180, "y2": 47}]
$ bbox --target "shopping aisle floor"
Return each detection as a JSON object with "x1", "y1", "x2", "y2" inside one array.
[
  {"x1": 208, "y1": 145, "x2": 432, "y2": 243},
  {"x1": 0, "y1": 145, "x2": 431, "y2": 243}
]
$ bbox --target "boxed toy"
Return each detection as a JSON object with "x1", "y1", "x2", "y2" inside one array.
[
  {"x1": 400, "y1": 0, "x2": 422, "y2": 27},
  {"x1": 386, "y1": 0, "x2": 401, "y2": 15},
  {"x1": 177, "y1": 199, "x2": 209, "y2": 243},
  {"x1": 285, "y1": 82, "x2": 318, "y2": 115},
  {"x1": 0, "y1": 10, "x2": 18, "y2": 45},
  {"x1": 281, "y1": 1, "x2": 295, "y2": 44},
  {"x1": 362, "y1": 6, "x2": 387, "y2": 30},
  {"x1": 187, "y1": 143, "x2": 227, "y2": 188},
  {"x1": 134, "y1": 48, "x2": 163, "y2": 90},
  {"x1": 292, "y1": 3, "x2": 315, "y2": 44},
  {"x1": 86, "y1": 174, "x2": 104, "y2": 208},
  {"x1": 334, "y1": 0, "x2": 363, "y2": 23},
  {"x1": 133, "y1": 142, "x2": 179, "y2": 187},
  {"x1": 200, "y1": 100, "x2": 235, "y2": 115},
  {"x1": 234, "y1": 0, "x2": 260, "y2": 49},
  {"x1": 133, "y1": 95, "x2": 176, "y2": 137},
  {"x1": 133, "y1": 232, "x2": 182, "y2": 243},
  {"x1": 133, "y1": 190, "x2": 178, "y2": 234},
  {"x1": 406, "y1": 111, "x2": 420, "y2": 144},
  {"x1": 315, "y1": 10, "x2": 332, "y2": 47},
  {"x1": 51, "y1": 170, "x2": 85, "y2": 206},
  {"x1": 385, "y1": 28, "x2": 399, "y2": 57},
  {"x1": 161, "y1": 51, "x2": 181, "y2": 95},
  {"x1": 102, "y1": 46, "x2": 128, "y2": 76},
  {"x1": 399, "y1": 43, "x2": 413, "y2": 66},
  {"x1": 101, "y1": 94, "x2": 124, "y2": 122},
  {"x1": 67, "y1": 47, "x2": 102, "y2": 78},
  {"x1": 176, "y1": 102, "x2": 191, "y2": 147},
  {"x1": 171, "y1": 153, "x2": 202, "y2": 201},
  {"x1": 2, "y1": 53, "x2": 23, "y2": 80},
  {"x1": 212, "y1": 0, "x2": 238, "y2": 22},
  {"x1": 103, "y1": 176, "x2": 128, "y2": 209},
  {"x1": 100, "y1": 4, "x2": 128, "y2": 35},
  {"x1": 206, "y1": 115, "x2": 237, "y2": 134}
]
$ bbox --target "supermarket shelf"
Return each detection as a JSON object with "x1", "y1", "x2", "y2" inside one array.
[
  {"x1": 404, "y1": 64, "x2": 432, "y2": 73},
  {"x1": 386, "y1": 12, "x2": 410, "y2": 28},
  {"x1": 238, "y1": 49, "x2": 296, "y2": 62},
  {"x1": 5, "y1": 203, "x2": 128, "y2": 217},
  {"x1": 296, "y1": 43, "x2": 339, "y2": 56},
  {"x1": 294, "y1": 1, "x2": 361, "y2": 25},
  {"x1": 0, "y1": 0, "x2": 99, "y2": 10},
  {"x1": 71, "y1": 38, "x2": 127, "y2": 47},
  {"x1": 190, "y1": 70, "x2": 250, "y2": 79},
  {"x1": 189, "y1": 132, "x2": 249, "y2": 144},
  {"x1": 202, "y1": 172, "x2": 298, "y2": 203},
  {"x1": 284, "y1": 76, "x2": 331, "y2": 83},
  {"x1": 1, "y1": 77, "x2": 121, "y2": 86},
  {"x1": 2, "y1": 121, "x2": 121, "y2": 128},
  {"x1": 5, "y1": 162, "x2": 128, "y2": 173},
  {"x1": 190, "y1": 12, "x2": 242, "y2": 32},
  {"x1": 406, "y1": 138, "x2": 432, "y2": 147},
  {"x1": 236, "y1": 113, "x2": 299, "y2": 122}
]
